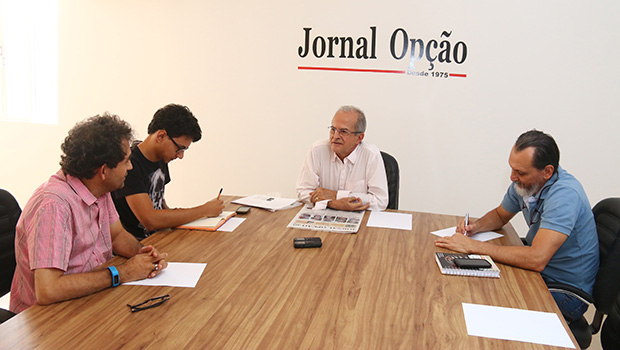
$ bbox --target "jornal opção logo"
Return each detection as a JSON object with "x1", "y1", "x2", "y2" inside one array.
[{"x1": 298, "y1": 26, "x2": 468, "y2": 78}]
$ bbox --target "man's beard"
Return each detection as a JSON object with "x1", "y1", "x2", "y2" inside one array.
[{"x1": 513, "y1": 181, "x2": 541, "y2": 198}]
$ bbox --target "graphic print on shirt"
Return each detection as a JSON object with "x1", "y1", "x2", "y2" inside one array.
[{"x1": 149, "y1": 169, "x2": 166, "y2": 210}]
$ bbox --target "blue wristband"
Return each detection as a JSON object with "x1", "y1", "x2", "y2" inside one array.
[{"x1": 108, "y1": 266, "x2": 120, "y2": 287}]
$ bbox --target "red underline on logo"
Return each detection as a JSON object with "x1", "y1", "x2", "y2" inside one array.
[
  {"x1": 298, "y1": 66, "x2": 406, "y2": 74},
  {"x1": 449, "y1": 73, "x2": 467, "y2": 78}
]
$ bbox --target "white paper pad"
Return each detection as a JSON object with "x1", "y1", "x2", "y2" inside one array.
[
  {"x1": 366, "y1": 211, "x2": 412, "y2": 230},
  {"x1": 431, "y1": 226, "x2": 503, "y2": 242},
  {"x1": 123, "y1": 262, "x2": 207, "y2": 288},
  {"x1": 216, "y1": 217, "x2": 246, "y2": 232},
  {"x1": 462, "y1": 303, "x2": 575, "y2": 348}
]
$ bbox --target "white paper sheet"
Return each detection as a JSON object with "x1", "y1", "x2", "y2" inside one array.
[
  {"x1": 216, "y1": 217, "x2": 246, "y2": 232},
  {"x1": 431, "y1": 226, "x2": 503, "y2": 242},
  {"x1": 123, "y1": 262, "x2": 207, "y2": 288},
  {"x1": 462, "y1": 303, "x2": 575, "y2": 348},
  {"x1": 366, "y1": 211, "x2": 412, "y2": 230}
]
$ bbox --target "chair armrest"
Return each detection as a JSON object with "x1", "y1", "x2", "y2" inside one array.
[{"x1": 546, "y1": 282, "x2": 595, "y2": 305}]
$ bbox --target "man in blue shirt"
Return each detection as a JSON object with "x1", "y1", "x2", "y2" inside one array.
[{"x1": 435, "y1": 129, "x2": 599, "y2": 323}]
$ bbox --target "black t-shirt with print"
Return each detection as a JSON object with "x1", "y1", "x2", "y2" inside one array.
[{"x1": 113, "y1": 145, "x2": 170, "y2": 239}]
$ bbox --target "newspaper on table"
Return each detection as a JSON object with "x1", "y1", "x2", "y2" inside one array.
[
  {"x1": 287, "y1": 206, "x2": 364, "y2": 233},
  {"x1": 232, "y1": 195, "x2": 301, "y2": 212}
]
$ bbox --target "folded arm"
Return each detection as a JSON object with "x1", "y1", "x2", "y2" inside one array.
[{"x1": 34, "y1": 220, "x2": 169, "y2": 306}]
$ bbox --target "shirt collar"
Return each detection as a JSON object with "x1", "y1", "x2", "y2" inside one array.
[
  {"x1": 536, "y1": 165, "x2": 562, "y2": 201},
  {"x1": 331, "y1": 142, "x2": 362, "y2": 165},
  {"x1": 60, "y1": 170, "x2": 99, "y2": 206}
]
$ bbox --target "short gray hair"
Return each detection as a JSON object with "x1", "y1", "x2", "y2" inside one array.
[{"x1": 337, "y1": 105, "x2": 366, "y2": 133}]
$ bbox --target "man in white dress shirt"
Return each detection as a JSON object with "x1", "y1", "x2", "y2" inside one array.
[{"x1": 296, "y1": 106, "x2": 388, "y2": 211}]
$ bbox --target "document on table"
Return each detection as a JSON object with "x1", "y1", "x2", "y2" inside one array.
[
  {"x1": 462, "y1": 303, "x2": 575, "y2": 348},
  {"x1": 431, "y1": 226, "x2": 503, "y2": 242},
  {"x1": 216, "y1": 217, "x2": 246, "y2": 232},
  {"x1": 287, "y1": 206, "x2": 363, "y2": 233},
  {"x1": 123, "y1": 262, "x2": 207, "y2": 288},
  {"x1": 366, "y1": 211, "x2": 412, "y2": 230},
  {"x1": 232, "y1": 195, "x2": 302, "y2": 212}
]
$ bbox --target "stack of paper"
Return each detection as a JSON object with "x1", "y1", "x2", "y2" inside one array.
[{"x1": 232, "y1": 195, "x2": 301, "y2": 212}]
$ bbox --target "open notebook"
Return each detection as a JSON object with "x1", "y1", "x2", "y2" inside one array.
[{"x1": 177, "y1": 211, "x2": 236, "y2": 231}]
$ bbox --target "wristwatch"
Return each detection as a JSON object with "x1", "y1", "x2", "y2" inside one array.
[{"x1": 107, "y1": 266, "x2": 120, "y2": 287}]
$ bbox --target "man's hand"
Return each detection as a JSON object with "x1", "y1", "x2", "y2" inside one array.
[
  {"x1": 201, "y1": 198, "x2": 224, "y2": 217},
  {"x1": 138, "y1": 245, "x2": 169, "y2": 278},
  {"x1": 327, "y1": 197, "x2": 370, "y2": 211},
  {"x1": 310, "y1": 187, "x2": 337, "y2": 204},
  {"x1": 434, "y1": 232, "x2": 477, "y2": 254},
  {"x1": 456, "y1": 216, "x2": 478, "y2": 236},
  {"x1": 118, "y1": 248, "x2": 169, "y2": 282}
]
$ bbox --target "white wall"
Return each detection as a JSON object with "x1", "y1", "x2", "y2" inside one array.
[{"x1": 1, "y1": 1, "x2": 619, "y2": 236}]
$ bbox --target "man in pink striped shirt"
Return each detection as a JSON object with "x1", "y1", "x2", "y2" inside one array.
[{"x1": 10, "y1": 114, "x2": 169, "y2": 313}]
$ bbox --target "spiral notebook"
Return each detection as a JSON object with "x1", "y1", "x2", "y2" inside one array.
[{"x1": 435, "y1": 252, "x2": 500, "y2": 278}]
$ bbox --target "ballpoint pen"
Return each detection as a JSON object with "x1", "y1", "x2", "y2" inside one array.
[
  {"x1": 464, "y1": 212, "x2": 469, "y2": 236},
  {"x1": 217, "y1": 188, "x2": 223, "y2": 200}
]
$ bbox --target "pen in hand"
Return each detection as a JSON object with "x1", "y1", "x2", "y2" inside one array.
[
  {"x1": 464, "y1": 212, "x2": 469, "y2": 236},
  {"x1": 217, "y1": 188, "x2": 223, "y2": 200}
]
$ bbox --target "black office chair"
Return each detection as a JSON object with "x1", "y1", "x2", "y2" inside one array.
[
  {"x1": 380, "y1": 151, "x2": 399, "y2": 210},
  {"x1": 547, "y1": 197, "x2": 620, "y2": 349},
  {"x1": 601, "y1": 291, "x2": 620, "y2": 350},
  {"x1": 0, "y1": 188, "x2": 20, "y2": 323}
]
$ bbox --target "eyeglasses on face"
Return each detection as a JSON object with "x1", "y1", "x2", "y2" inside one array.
[
  {"x1": 328, "y1": 126, "x2": 362, "y2": 137},
  {"x1": 167, "y1": 134, "x2": 188, "y2": 154},
  {"x1": 127, "y1": 294, "x2": 170, "y2": 312}
]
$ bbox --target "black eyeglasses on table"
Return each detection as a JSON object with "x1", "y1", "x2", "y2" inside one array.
[{"x1": 127, "y1": 294, "x2": 170, "y2": 312}]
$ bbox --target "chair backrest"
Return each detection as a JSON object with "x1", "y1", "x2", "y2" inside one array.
[
  {"x1": 592, "y1": 198, "x2": 620, "y2": 314},
  {"x1": 601, "y1": 291, "x2": 620, "y2": 350},
  {"x1": 0, "y1": 189, "x2": 20, "y2": 297},
  {"x1": 380, "y1": 151, "x2": 399, "y2": 210}
]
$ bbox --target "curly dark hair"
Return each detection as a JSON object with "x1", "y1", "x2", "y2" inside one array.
[
  {"x1": 60, "y1": 113, "x2": 134, "y2": 179},
  {"x1": 147, "y1": 104, "x2": 202, "y2": 141}
]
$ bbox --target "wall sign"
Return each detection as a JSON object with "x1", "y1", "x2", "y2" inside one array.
[{"x1": 298, "y1": 26, "x2": 468, "y2": 79}]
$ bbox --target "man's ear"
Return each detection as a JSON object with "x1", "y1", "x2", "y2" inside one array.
[
  {"x1": 543, "y1": 164, "x2": 555, "y2": 180},
  {"x1": 155, "y1": 130, "x2": 167, "y2": 143},
  {"x1": 356, "y1": 132, "x2": 365, "y2": 145},
  {"x1": 95, "y1": 164, "x2": 109, "y2": 181}
]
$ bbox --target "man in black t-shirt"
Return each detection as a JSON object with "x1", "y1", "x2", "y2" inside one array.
[{"x1": 113, "y1": 104, "x2": 224, "y2": 239}]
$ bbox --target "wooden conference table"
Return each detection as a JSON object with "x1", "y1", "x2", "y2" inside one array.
[{"x1": 0, "y1": 196, "x2": 578, "y2": 349}]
